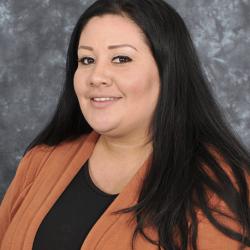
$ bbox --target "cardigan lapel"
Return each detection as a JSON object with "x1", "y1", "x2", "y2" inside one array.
[
  {"x1": 20, "y1": 130, "x2": 152, "y2": 250},
  {"x1": 21, "y1": 130, "x2": 100, "y2": 249}
]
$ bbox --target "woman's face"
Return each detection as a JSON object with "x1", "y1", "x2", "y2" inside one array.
[{"x1": 74, "y1": 14, "x2": 160, "y2": 139}]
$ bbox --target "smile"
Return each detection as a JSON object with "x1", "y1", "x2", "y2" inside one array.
[{"x1": 90, "y1": 97, "x2": 122, "y2": 109}]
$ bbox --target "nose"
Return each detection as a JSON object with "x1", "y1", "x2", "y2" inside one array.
[{"x1": 89, "y1": 62, "x2": 113, "y2": 87}]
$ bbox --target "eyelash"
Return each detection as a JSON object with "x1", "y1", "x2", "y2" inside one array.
[{"x1": 77, "y1": 56, "x2": 132, "y2": 65}]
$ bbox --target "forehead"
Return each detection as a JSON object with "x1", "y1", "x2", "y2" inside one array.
[{"x1": 79, "y1": 14, "x2": 148, "y2": 49}]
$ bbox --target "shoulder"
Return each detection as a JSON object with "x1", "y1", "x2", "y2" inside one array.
[
  {"x1": 19, "y1": 133, "x2": 90, "y2": 186},
  {"x1": 24, "y1": 133, "x2": 89, "y2": 158},
  {"x1": 204, "y1": 144, "x2": 249, "y2": 192},
  {"x1": 201, "y1": 144, "x2": 250, "y2": 212},
  {"x1": 195, "y1": 144, "x2": 250, "y2": 249}
]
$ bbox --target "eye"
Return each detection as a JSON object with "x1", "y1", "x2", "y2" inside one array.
[
  {"x1": 112, "y1": 56, "x2": 132, "y2": 64},
  {"x1": 78, "y1": 57, "x2": 94, "y2": 65},
  {"x1": 77, "y1": 56, "x2": 132, "y2": 65}
]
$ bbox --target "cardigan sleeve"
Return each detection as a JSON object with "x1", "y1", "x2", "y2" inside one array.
[{"x1": 0, "y1": 145, "x2": 51, "y2": 244}]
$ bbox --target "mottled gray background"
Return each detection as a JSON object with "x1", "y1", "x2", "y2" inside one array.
[{"x1": 0, "y1": 0, "x2": 249, "y2": 200}]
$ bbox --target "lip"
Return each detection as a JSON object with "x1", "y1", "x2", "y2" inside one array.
[
  {"x1": 89, "y1": 94, "x2": 122, "y2": 98},
  {"x1": 90, "y1": 97, "x2": 122, "y2": 109}
]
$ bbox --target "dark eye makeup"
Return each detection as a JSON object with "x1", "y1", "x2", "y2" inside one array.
[{"x1": 77, "y1": 56, "x2": 132, "y2": 65}]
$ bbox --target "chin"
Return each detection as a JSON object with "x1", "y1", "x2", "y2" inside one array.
[{"x1": 90, "y1": 124, "x2": 116, "y2": 134}]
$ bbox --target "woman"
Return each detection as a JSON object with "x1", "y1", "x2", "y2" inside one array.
[{"x1": 0, "y1": 0, "x2": 249, "y2": 249}]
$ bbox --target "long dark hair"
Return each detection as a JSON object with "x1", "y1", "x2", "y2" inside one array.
[{"x1": 24, "y1": 0, "x2": 250, "y2": 249}]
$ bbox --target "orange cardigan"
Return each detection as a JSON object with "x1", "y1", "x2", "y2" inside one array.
[{"x1": 0, "y1": 130, "x2": 248, "y2": 249}]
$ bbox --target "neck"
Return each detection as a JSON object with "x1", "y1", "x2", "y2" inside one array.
[{"x1": 96, "y1": 133, "x2": 153, "y2": 165}]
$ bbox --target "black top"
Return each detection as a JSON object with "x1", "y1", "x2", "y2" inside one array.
[{"x1": 32, "y1": 160, "x2": 119, "y2": 250}]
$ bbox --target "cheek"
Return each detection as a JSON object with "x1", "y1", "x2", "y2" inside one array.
[
  {"x1": 73, "y1": 71, "x2": 78, "y2": 92},
  {"x1": 126, "y1": 74, "x2": 158, "y2": 100},
  {"x1": 122, "y1": 72, "x2": 144, "y2": 95},
  {"x1": 124, "y1": 60, "x2": 160, "y2": 100},
  {"x1": 73, "y1": 70, "x2": 85, "y2": 96}
]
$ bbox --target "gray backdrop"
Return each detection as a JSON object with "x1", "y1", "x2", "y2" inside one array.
[{"x1": 0, "y1": 0, "x2": 249, "y2": 200}]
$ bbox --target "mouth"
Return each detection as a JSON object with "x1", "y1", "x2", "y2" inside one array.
[{"x1": 90, "y1": 97, "x2": 122, "y2": 109}]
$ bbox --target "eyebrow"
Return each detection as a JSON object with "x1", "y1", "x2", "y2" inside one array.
[{"x1": 78, "y1": 44, "x2": 138, "y2": 51}]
